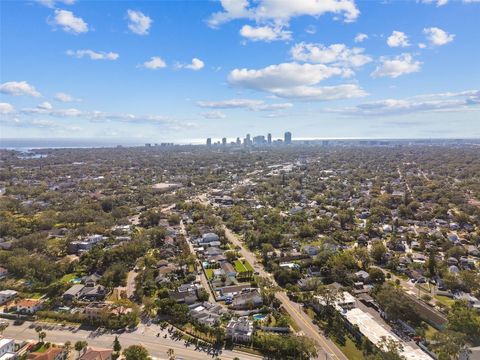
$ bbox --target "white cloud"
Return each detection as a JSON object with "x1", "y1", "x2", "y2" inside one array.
[
  {"x1": 197, "y1": 99, "x2": 293, "y2": 111},
  {"x1": 371, "y1": 53, "x2": 421, "y2": 78},
  {"x1": 305, "y1": 25, "x2": 317, "y2": 34},
  {"x1": 0, "y1": 103, "x2": 15, "y2": 114},
  {"x1": 418, "y1": 43, "x2": 427, "y2": 49},
  {"x1": 330, "y1": 90, "x2": 480, "y2": 116},
  {"x1": 290, "y1": 42, "x2": 372, "y2": 67},
  {"x1": 420, "y1": 0, "x2": 448, "y2": 6},
  {"x1": 240, "y1": 24, "x2": 291, "y2": 42},
  {"x1": 54, "y1": 92, "x2": 76, "y2": 102},
  {"x1": 354, "y1": 33, "x2": 368, "y2": 43},
  {"x1": 38, "y1": 101, "x2": 53, "y2": 110},
  {"x1": 423, "y1": 27, "x2": 455, "y2": 46},
  {"x1": 207, "y1": 0, "x2": 359, "y2": 28},
  {"x1": 0, "y1": 81, "x2": 41, "y2": 97},
  {"x1": 141, "y1": 56, "x2": 167, "y2": 70},
  {"x1": 50, "y1": 9, "x2": 88, "y2": 34},
  {"x1": 228, "y1": 62, "x2": 366, "y2": 101},
  {"x1": 201, "y1": 111, "x2": 227, "y2": 119},
  {"x1": 37, "y1": 0, "x2": 75, "y2": 8},
  {"x1": 387, "y1": 31, "x2": 410, "y2": 47},
  {"x1": 176, "y1": 58, "x2": 205, "y2": 71},
  {"x1": 127, "y1": 9, "x2": 152, "y2": 35},
  {"x1": 66, "y1": 49, "x2": 119, "y2": 60}
]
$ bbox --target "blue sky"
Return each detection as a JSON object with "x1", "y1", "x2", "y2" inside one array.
[{"x1": 1, "y1": 0, "x2": 479, "y2": 144}]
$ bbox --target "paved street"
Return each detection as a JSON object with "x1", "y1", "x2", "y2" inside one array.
[
  {"x1": 3, "y1": 319, "x2": 261, "y2": 360},
  {"x1": 223, "y1": 226, "x2": 347, "y2": 360}
]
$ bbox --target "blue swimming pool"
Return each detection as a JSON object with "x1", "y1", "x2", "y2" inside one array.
[{"x1": 252, "y1": 313, "x2": 267, "y2": 321}]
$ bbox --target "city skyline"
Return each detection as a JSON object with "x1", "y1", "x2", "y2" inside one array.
[{"x1": 1, "y1": 1, "x2": 480, "y2": 143}]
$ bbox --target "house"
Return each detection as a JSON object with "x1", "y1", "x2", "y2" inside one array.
[
  {"x1": 220, "y1": 262, "x2": 237, "y2": 278},
  {"x1": 0, "y1": 267, "x2": 8, "y2": 279},
  {"x1": 27, "y1": 347, "x2": 65, "y2": 360},
  {"x1": 0, "y1": 290, "x2": 17, "y2": 305},
  {"x1": 0, "y1": 338, "x2": 15, "y2": 360},
  {"x1": 16, "y1": 299, "x2": 42, "y2": 314},
  {"x1": 303, "y1": 245, "x2": 320, "y2": 256},
  {"x1": 78, "y1": 348, "x2": 112, "y2": 360},
  {"x1": 355, "y1": 270, "x2": 370, "y2": 283},
  {"x1": 201, "y1": 233, "x2": 219, "y2": 244},
  {"x1": 225, "y1": 317, "x2": 254, "y2": 343},
  {"x1": 231, "y1": 289, "x2": 263, "y2": 310},
  {"x1": 62, "y1": 283, "x2": 106, "y2": 302},
  {"x1": 169, "y1": 283, "x2": 201, "y2": 304}
]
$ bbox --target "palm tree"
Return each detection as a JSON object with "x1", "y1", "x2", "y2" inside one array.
[
  {"x1": 64, "y1": 341, "x2": 72, "y2": 357},
  {"x1": 35, "y1": 326, "x2": 43, "y2": 342},
  {"x1": 166, "y1": 348, "x2": 175, "y2": 360},
  {"x1": 0, "y1": 322, "x2": 8, "y2": 335},
  {"x1": 39, "y1": 331, "x2": 46, "y2": 343}
]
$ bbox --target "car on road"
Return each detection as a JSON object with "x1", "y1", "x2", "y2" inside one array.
[{"x1": 13, "y1": 319, "x2": 24, "y2": 326}]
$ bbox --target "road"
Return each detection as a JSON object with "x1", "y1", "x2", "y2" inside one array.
[
  {"x1": 223, "y1": 226, "x2": 347, "y2": 360},
  {"x1": 3, "y1": 319, "x2": 261, "y2": 360},
  {"x1": 180, "y1": 220, "x2": 216, "y2": 303}
]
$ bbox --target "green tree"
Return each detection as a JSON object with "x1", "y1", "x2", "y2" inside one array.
[
  {"x1": 0, "y1": 322, "x2": 8, "y2": 334},
  {"x1": 166, "y1": 348, "x2": 175, "y2": 360},
  {"x1": 432, "y1": 330, "x2": 468, "y2": 360},
  {"x1": 123, "y1": 345, "x2": 151, "y2": 360},
  {"x1": 74, "y1": 341, "x2": 88, "y2": 357},
  {"x1": 370, "y1": 240, "x2": 387, "y2": 264},
  {"x1": 112, "y1": 336, "x2": 122, "y2": 360}
]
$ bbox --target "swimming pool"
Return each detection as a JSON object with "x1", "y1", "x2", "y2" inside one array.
[{"x1": 252, "y1": 313, "x2": 267, "y2": 321}]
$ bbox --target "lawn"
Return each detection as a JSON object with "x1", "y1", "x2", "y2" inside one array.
[
  {"x1": 434, "y1": 295, "x2": 455, "y2": 307},
  {"x1": 424, "y1": 324, "x2": 438, "y2": 341},
  {"x1": 205, "y1": 268, "x2": 214, "y2": 280},
  {"x1": 234, "y1": 259, "x2": 254, "y2": 273},
  {"x1": 334, "y1": 337, "x2": 365, "y2": 360},
  {"x1": 60, "y1": 273, "x2": 77, "y2": 283}
]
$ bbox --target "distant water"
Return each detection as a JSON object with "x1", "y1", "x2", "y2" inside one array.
[{"x1": 0, "y1": 138, "x2": 142, "y2": 150}]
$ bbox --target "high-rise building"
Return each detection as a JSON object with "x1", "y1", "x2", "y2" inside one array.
[
  {"x1": 222, "y1": 137, "x2": 227, "y2": 146},
  {"x1": 253, "y1": 135, "x2": 266, "y2": 146},
  {"x1": 284, "y1": 131, "x2": 292, "y2": 144},
  {"x1": 236, "y1": 137, "x2": 241, "y2": 145},
  {"x1": 206, "y1": 138, "x2": 212, "y2": 147},
  {"x1": 267, "y1": 133, "x2": 272, "y2": 144}
]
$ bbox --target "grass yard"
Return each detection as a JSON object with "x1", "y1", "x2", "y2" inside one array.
[
  {"x1": 334, "y1": 337, "x2": 365, "y2": 360},
  {"x1": 234, "y1": 259, "x2": 254, "y2": 273},
  {"x1": 204, "y1": 268, "x2": 214, "y2": 280},
  {"x1": 434, "y1": 294, "x2": 455, "y2": 307},
  {"x1": 59, "y1": 273, "x2": 77, "y2": 283}
]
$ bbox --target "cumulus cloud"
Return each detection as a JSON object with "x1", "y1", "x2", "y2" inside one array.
[
  {"x1": 0, "y1": 102, "x2": 15, "y2": 114},
  {"x1": 228, "y1": 62, "x2": 366, "y2": 101},
  {"x1": 423, "y1": 27, "x2": 455, "y2": 46},
  {"x1": 371, "y1": 53, "x2": 421, "y2": 78},
  {"x1": 176, "y1": 58, "x2": 205, "y2": 71},
  {"x1": 290, "y1": 42, "x2": 372, "y2": 68},
  {"x1": 54, "y1": 92, "x2": 76, "y2": 102},
  {"x1": 240, "y1": 24, "x2": 291, "y2": 42},
  {"x1": 354, "y1": 33, "x2": 368, "y2": 43},
  {"x1": 66, "y1": 49, "x2": 119, "y2": 60},
  {"x1": 197, "y1": 99, "x2": 293, "y2": 111},
  {"x1": 207, "y1": 0, "x2": 359, "y2": 28},
  {"x1": 50, "y1": 9, "x2": 88, "y2": 34},
  {"x1": 201, "y1": 111, "x2": 227, "y2": 119},
  {"x1": 329, "y1": 90, "x2": 480, "y2": 116},
  {"x1": 387, "y1": 31, "x2": 410, "y2": 47},
  {"x1": 0, "y1": 81, "x2": 41, "y2": 97},
  {"x1": 141, "y1": 56, "x2": 167, "y2": 69},
  {"x1": 127, "y1": 9, "x2": 152, "y2": 35}
]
